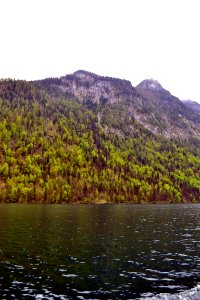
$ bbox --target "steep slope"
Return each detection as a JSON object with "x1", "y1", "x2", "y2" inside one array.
[{"x1": 182, "y1": 100, "x2": 200, "y2": 116}]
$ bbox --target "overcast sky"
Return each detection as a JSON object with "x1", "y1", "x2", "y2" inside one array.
[{"x1": 1, "y1": 0, "x2": 200, "y2": 103}]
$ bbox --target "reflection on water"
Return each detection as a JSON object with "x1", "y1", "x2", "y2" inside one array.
[{"x1": 0, "y1": 204, "x2": 200, "y2": 299}]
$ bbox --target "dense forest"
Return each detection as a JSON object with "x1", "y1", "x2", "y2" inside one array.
[{"x1": 0, "y1": 79, "x2": 200, "y2": 203}]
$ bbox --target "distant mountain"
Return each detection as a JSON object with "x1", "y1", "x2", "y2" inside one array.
[{"x1": 182, "y1": 100, "x2": 200, "y2": 116}]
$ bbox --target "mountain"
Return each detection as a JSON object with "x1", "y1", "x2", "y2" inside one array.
[
  {"x1": 182, "y1": 100, "x2": 200, "y2": 116},
  {"x1": 34, "y1": 71, "x2": 200, "y2": 141},
  {"x1": 0, "y1": 72, "x2": 199, "y2": 204}
]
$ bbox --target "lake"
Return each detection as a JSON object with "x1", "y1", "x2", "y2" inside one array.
[{"x1": 0, "y1": 204, "x2": 200, "y2": 299}]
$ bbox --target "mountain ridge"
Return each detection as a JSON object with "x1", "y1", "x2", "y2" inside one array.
[{"x1": 33, "y1": 70, "x2": 200, "y2": 141}]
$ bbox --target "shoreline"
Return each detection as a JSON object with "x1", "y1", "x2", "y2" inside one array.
[{"x1": 0, "y1": 201, "x2": 199, "y2": 205}]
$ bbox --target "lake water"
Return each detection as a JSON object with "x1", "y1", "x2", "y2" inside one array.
[{"x1": 1, "y1": 204, "x2": 200, "y2": 299}]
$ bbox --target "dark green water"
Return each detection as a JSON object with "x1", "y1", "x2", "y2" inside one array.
[{"x1": 1, "y1": 204, "x2": 200, "y2": 299}]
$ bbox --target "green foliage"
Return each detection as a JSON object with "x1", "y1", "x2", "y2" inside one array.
[{"x1": 0, "y1": 79, "x2": 199, "y2": 203}]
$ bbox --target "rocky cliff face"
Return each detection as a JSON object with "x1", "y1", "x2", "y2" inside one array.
[
  {"x1": 39, "y1": 70, "x2": 135, "y2": 105},
  {"x1": 34, "y1": 71, "x2": 200, "y2": 142}
]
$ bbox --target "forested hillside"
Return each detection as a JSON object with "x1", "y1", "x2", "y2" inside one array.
[{"x1": 0, "y1": 76, "x2": 200, "y2": 203}]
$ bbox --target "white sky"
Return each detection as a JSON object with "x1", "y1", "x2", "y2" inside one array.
[{"x1": 1, "y1": 0, "x2": 200, "y2": 103}]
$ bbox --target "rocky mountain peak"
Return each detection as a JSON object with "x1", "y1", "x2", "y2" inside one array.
[
  {"x1": 136, "y1": 79, "x2": 164, "y2": 92},
  {"x1": 72, "y1": 70, "x2": 98, "y2": 83}
]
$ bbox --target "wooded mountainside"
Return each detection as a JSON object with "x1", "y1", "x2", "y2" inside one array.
[{"x1": 0, "y1": 71, "x2": 200, "y2": 203}]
